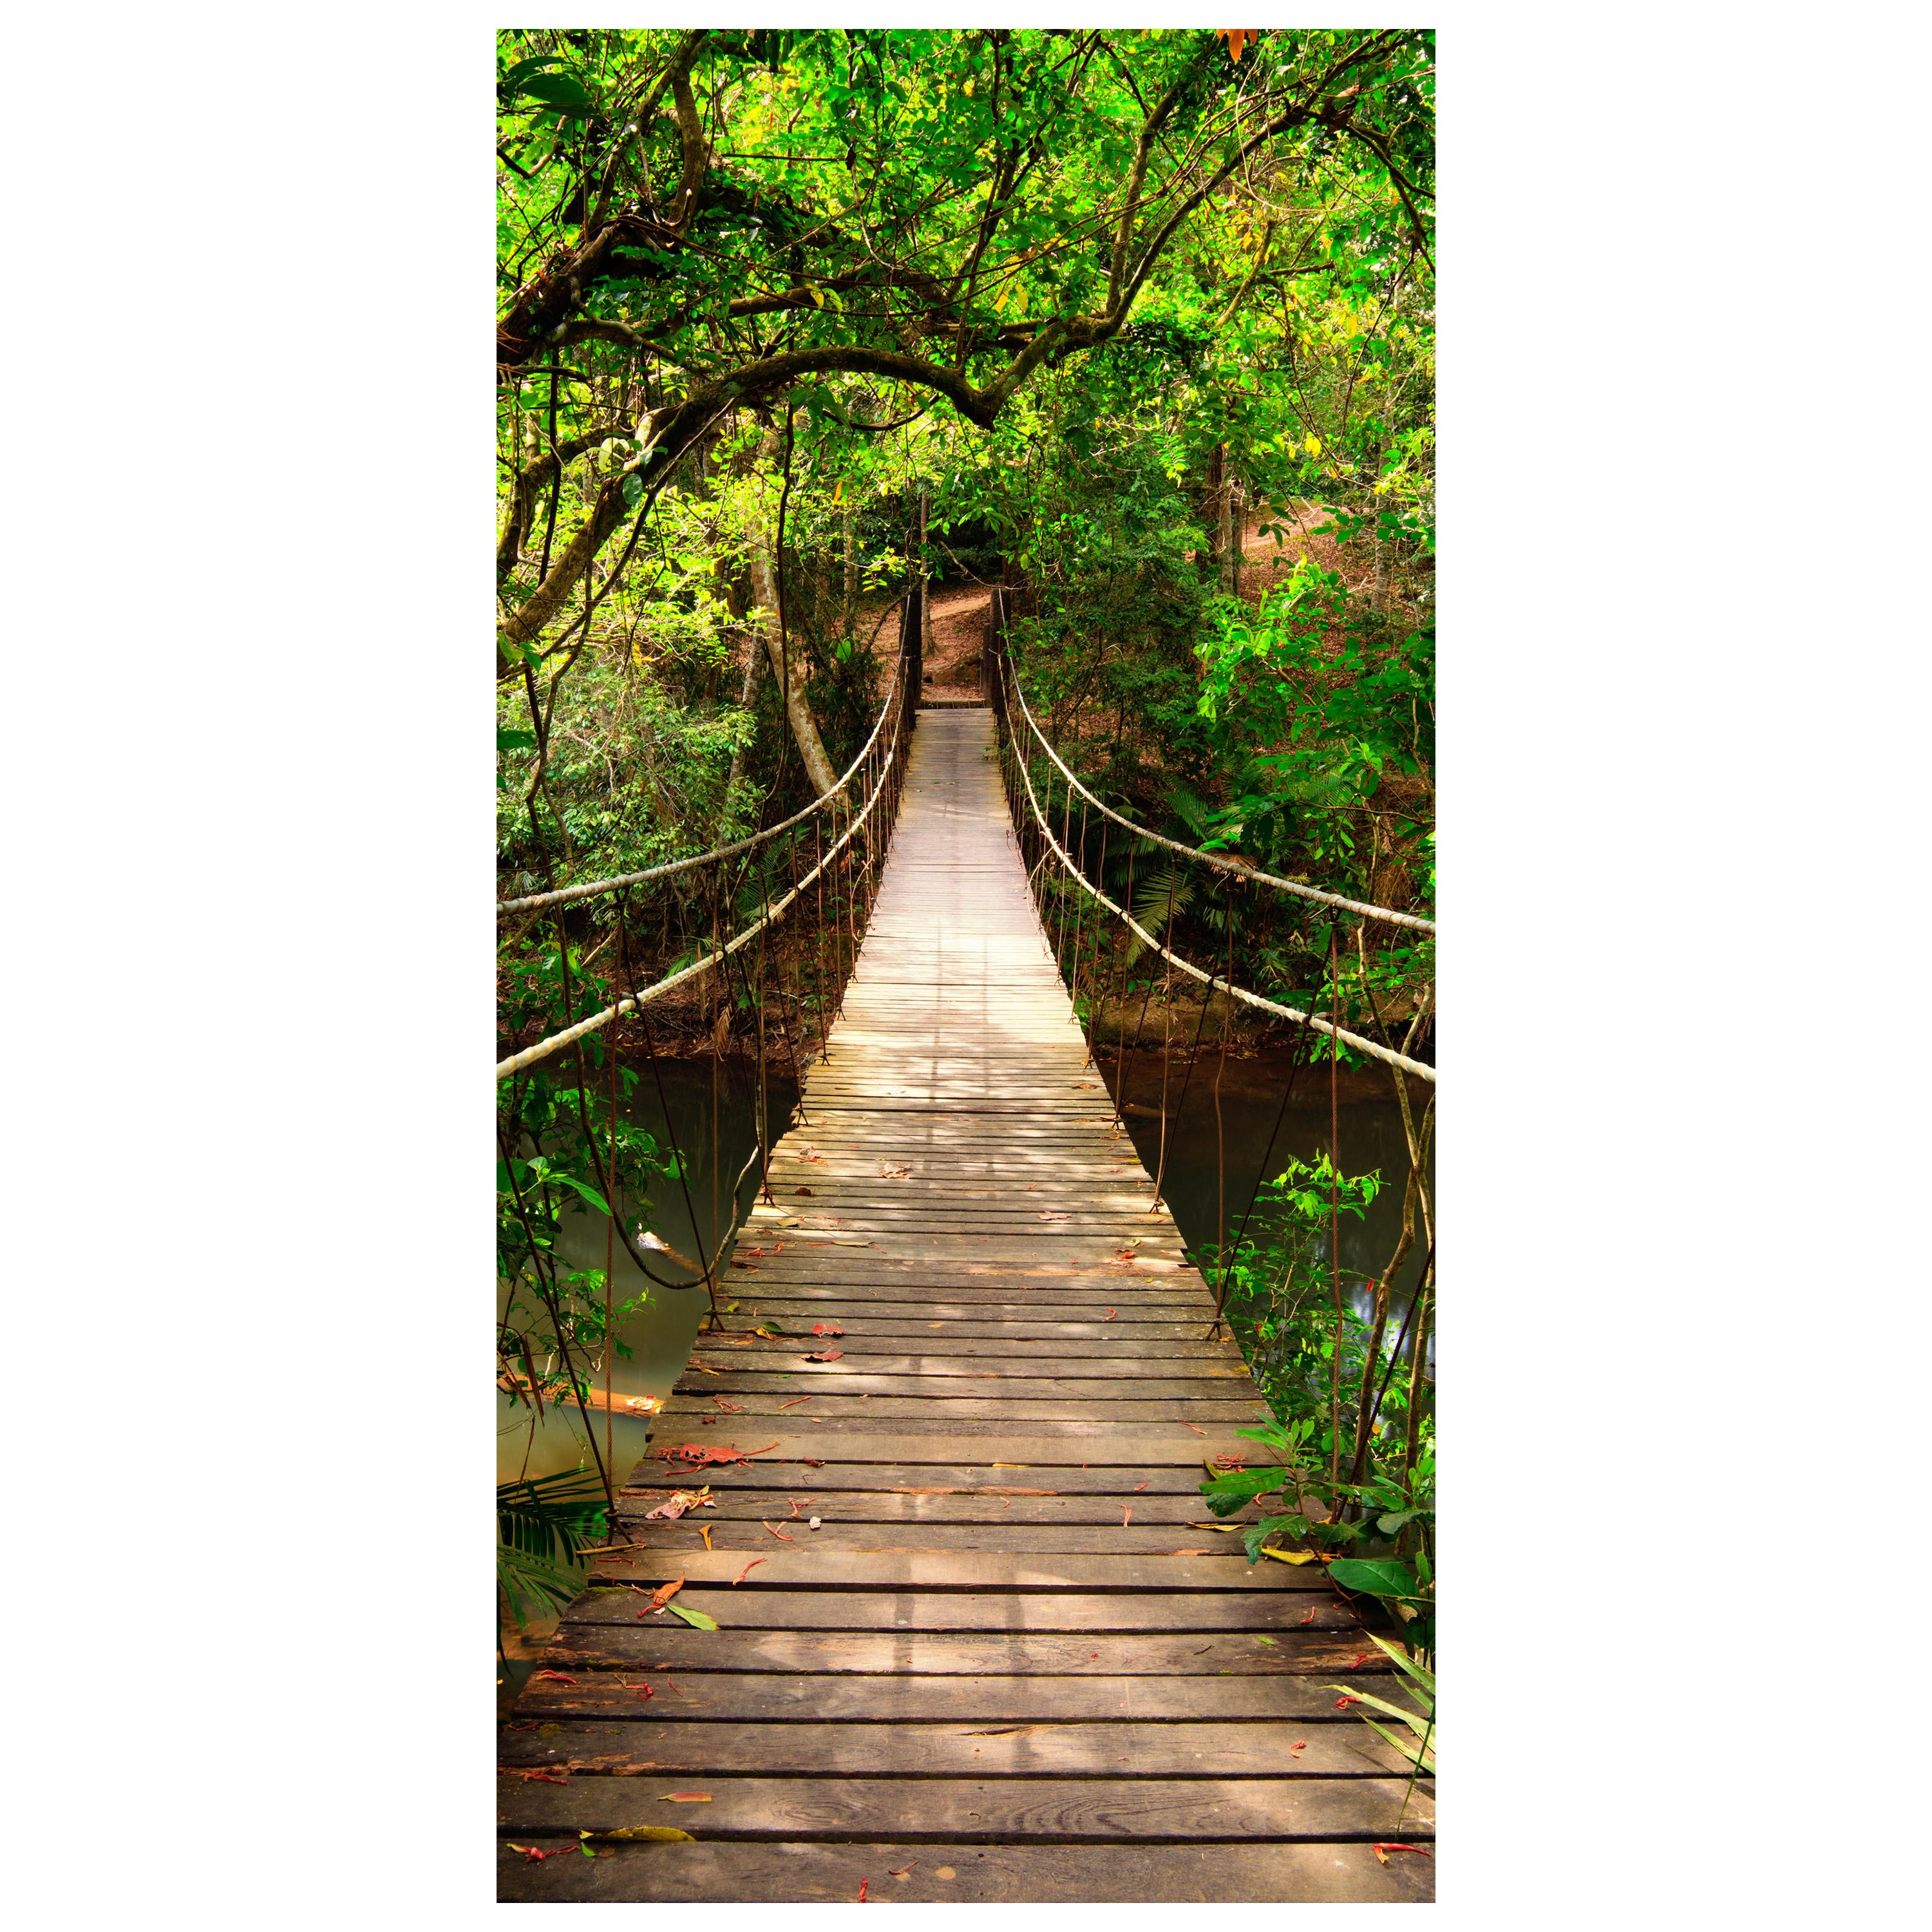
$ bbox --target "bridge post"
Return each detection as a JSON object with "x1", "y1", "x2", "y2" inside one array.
[
  {"x1": 985, "y1": 585, "x2": 1010, "y2": 721},
  {"x1": 899, "y1": 583, "x2": 923, "y2": 735}
]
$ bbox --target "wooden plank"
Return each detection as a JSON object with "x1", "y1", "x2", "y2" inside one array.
[
  {"x1": 581, "y1": 1548, "x2": 1318, "y2": 1591},
  {"x1": 538, "y1": 1627, "x2": 1378, "y2": 1677},
  {"x1": 495, "y1": 1772, "x2": 1433, "y2": 1841},
  {"x1": 562, "y1": 1590, "x2": 1359, "y2": 1632},
  {"x1": 498, "y1": 1838, "x2": 1432, "y2": 1904},
  {"x1": 511, "y1": 1670, "x2": 1388, "y2": 1723},
  {"x1": 621, "y1": 1463, "x2": 1229, "y2": 1495},
  {"x1": 631, "y1": 1430, "x2": 1270, "y2": 1466},
  {"x1": 500, "y1": 1718, "x2": 1411, "y2": 1778}
]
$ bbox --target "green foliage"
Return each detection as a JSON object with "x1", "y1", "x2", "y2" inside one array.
[
  {"x1": 1327, "y1": 1631, "x2": 1435, "y2": 1801},
  {"x1": 497, "y1": 978, "x2": 679, "y2": 1413},
  {"x1": 1203, "y1": 1151, "x2": 1381, "y2": 1436},
  {"x1": 497, "y1": 1468, "x2": 608, "y2": 1630},
  {"x1": 1194, "y1": 562, "x2": 1434, "y2": 891}
]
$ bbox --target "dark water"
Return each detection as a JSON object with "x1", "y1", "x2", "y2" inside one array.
[
  {"x1": 497, "y1": 1052, "x2": 799, "y2": 1490},
  {"x1": 1110, "y1": 1046, "x2": 1434, "y2": 1332},
  {"x1": 500, "y1": 1045, "x2": 1428, "y2": 1486}
]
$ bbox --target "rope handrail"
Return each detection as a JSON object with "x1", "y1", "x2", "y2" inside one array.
[
  {"x1": 498, "y1": 603, "x2": 907, "y2": 916},
  {"x1": 999, "y1": 667, "x2": 1435, "y2": 1084},
  {"x1": 1003, "y1": 652, "x2": 1435, "y2": 935},
  {"x1": 496, "y1": 656, "x2": 909, "y2": 1081}
]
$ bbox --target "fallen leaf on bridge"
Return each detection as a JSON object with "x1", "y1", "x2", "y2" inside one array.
[
  {"x1": 659, "y1": 1792, "x2": 712, "y2": 1803},
  {"x1": 878, "y1": 1164, "x2": 911, "y2": 1179},
  {"x1": 580, "y1": 1827, "x2": 692, "y2": 1844},
  {"x1": 806, "y1": 1348, "x2": 844, "y2": 1362},
  {"x1": 779, "y1": 1395, "x2": 814, "y2": 1408},
  {"x1": 1121, "y1": 1504, "x2": 1133, "y2": 1526},
  {"x1": 697, "y1": 1526, "x2": 712, "y2": 1551},
  {"x1": 665, "y1": 1603, "x2": 719, "y2": 1630},
  {"x1": 507, "y1": 1769, "x2": 570, "y2": 1786},
  {"x1": 763, "y1": 1520, "x2": 796, "y2": 1540},
  {"x1": 647, "y1": 1576, "x2": 685, "y2": 1612},
  {"x1": 531, "y1": 1669, "x2": 578, "y2": 1685},
  {"x1": 1259, "y1": 1547, "x2": 1318, "y2": 1566},
  {"x1": 1372, "y1": 1844, "x2": 1432, "y2": 1865},
  {"x1": 731, "y1": 1558, "x2": 768, "y2": 1584},
  {"x1": 811, "y1": 1322, "x2": 846, "y2": 1336},
  {"x1": 889, "y1": 1862, "x2": 917, "y2": 1878}
]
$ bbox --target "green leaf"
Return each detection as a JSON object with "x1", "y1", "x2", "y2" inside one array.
[
  {"x1": 665, "y1": 1602, "x2": 718, "y2": 1630},
  {"x1": 498, "y1": 728, "x2": 537, "y2": 752},
  {"x1": 1200, "y1": 1466, "x2": 1285, "y2": 1515},
  {"x1": 1327, "y1": 1557, "x2": 1416, "y2": 1598},
  {"x1": 518, "y1": 72, "x2": 594, "y2": 111}
]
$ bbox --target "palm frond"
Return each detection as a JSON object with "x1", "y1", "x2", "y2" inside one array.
[
  {"x1": 1122, "y1": 864, "x2": 1193, "y2": 965},
  {"x1": 498, "y1": 1468, "x2": 608, "y2": 1567}
]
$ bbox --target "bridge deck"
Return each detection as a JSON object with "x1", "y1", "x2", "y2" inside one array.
[{"x1": 498, "y1": 708, "x2": 1433, "y2": 1902}]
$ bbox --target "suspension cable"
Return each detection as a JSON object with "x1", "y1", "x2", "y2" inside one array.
[
  {"x1": 497, "y1": 645, "x2": 911, "y2": 1079},
  {"x1": 998, "y1": 659, "x2": 1435, "y2": 1084},
  {"x1": 1003, "y1": 652, "x2": 1435, "y2": 934},
  {"x1": 497, "y1": 602, "x2": 906, "y2": 915}
]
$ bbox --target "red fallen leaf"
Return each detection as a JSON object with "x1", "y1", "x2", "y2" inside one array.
[
  {"x1": 1121, "y1": 1504, "x2": 1133, "y2": 1526},
  {"x1": 508, "y1": 1842, "x2": 574, "y2": 1862},
  {"x1": 732, "y1": 1558, "x2": 769, "y2": 1585},
  {"x1": 799, "y1": 1458, "x2": 824, "y2": 1468},
  {"x1": 633, "y1": 1684, "x2": 655, "y2": 1701},
  {"x1": 1289, "y1": 1739, "x2": 1308, "y2": 1756},
  {"x1": 763, "y1": 1520, "x2": 796, "y2": 1541},
  {"x1": 1349, "y1": 1652, "x2": 1372, "y2": 1669},
  {"x1": 649, "y1": 1575, "x2": 686, "y2": 1612},
  {"x1": 857, "y1": 1878, "x2": 869, "y2": 1902},
  {"x1": 509, "y1": 1769, "x2": 570, "y2": 1786},
  {"x1": 1297, "y1": 1607, "x2": 1318, "y2": 1625},
  {"x1": 1088, "y1": 1652, "x2": 1100, "y2": 1662},
  {"x1": 1372, "y1": 1844, "x2": 1432, "y2": 1866},
  {"x1": 811, "y1": 1322, "x2": 846, "y2": 1336},
  {"x1": 660, "y1": 1792, "x2": 712, "y2": 1803},
  {"x1": 794, "y1": 1186, "x2": 813, "y2": 1195},
  {"x1": 1133, "y1": 1482, "x2": 1148, "y2": 1492},
  {"x1": 660, "y1": 1441, "x2": 779, "y2": 1468},
  {"x1": 1104, "y1": 1309, "x2": 1117, "y2": 1320},
  {"x1": 531, "y1": 1669, "x2": 578, "y2": 1685},
  {"x1": 806, "y1": 1348, "x2": 844, "y2": 1362},
  {"x1": 779, "y1": 1395, "x2": 813, "y2": 1408},
  {"x1": 1180, "y1": 1421, "x2": 1206, "y2": 1435},
  {"x1": 1334, "y1": 1694, "x2": 1360, "y2": 1709},
  {"x1": 889, "y1": 1862, "x2": 916, "y2": 1877},
  {"x1": 712, "y1": 1397, "x2": 744, "y2": 1412}
]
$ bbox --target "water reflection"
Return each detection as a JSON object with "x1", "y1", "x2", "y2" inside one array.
[{"x1": 497, "y1": 1052, "x2": 799, "y2": 1488}]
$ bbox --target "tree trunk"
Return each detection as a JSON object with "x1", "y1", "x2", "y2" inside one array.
[
  {"x1": 723, "y1": 626, "x2": 761, "y2": 799},
  {"x1": 1224, "y1": 474, "x2": 1242, "y2": 597},
  {"x1": 842, "y1": 504, "x2": 857, "y2": 639},
  {"x1": 749, "y1": 533, "x2": 842, "y2": 802}
]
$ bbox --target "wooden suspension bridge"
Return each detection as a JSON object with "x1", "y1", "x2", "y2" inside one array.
[{"x1": 498, "y1": 656, "x2": 1435, "y2": 1903}]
